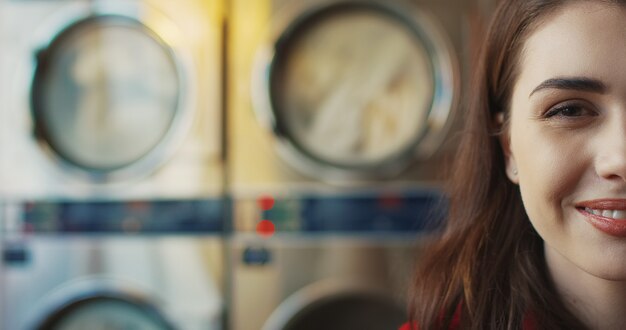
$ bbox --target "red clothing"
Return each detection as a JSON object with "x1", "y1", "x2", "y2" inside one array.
[
  {"x1": 399, "y1": 302, "x2": 461, "y2": 330},
  {"x1": 399, "y1": 323, "x2": 415, "y2": 330}
]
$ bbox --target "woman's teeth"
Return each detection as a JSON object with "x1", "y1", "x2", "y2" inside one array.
[{"x1": 585, "y1": 207, "x2": 626, "y2": 220}]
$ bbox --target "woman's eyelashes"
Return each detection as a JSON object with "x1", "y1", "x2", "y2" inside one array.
[{"x1": 541, "y1": 100, "x2": 598, "y2": 121}]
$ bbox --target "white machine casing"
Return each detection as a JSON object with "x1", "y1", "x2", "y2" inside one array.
[{"x1": 0, "y1": 0, "x2": 224, "y2": 201}]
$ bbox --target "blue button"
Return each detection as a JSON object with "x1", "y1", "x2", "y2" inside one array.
[
  {"x1": 242, "y1": 246, "x2": 272, "y2": 266},
  {"x1": 3, "y1": 244, "x2": 30, "y2": 265}
]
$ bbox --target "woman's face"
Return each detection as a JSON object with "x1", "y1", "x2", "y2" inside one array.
[{"x1": 505, "y1": 1, "x2": 626, "y2": 280}]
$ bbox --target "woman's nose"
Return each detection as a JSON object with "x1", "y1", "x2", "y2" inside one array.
[{"x1": 595, "y1": 114, "x2": 626, "y2": 181}]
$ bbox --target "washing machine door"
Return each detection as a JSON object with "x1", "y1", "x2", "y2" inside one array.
[
  {"x1": 35, "y1": 294, "x2": 174, "y2": 330},
  {"x1": 286, "y1": 293, "x2": 405, "y2": 330},
  {"x1": 253, "y1": 0, "x2": 458, "y2": 180},
  {"x1": 31, "y1": 13, "x2": 185, "y2": 178},
  {"x1": 263, "y1": 285, "x2": 406, "y2": 330}
]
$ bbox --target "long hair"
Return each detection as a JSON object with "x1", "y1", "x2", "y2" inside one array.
[{"x1": 408, "y1": 1, "x2": 624, "y2": 329}]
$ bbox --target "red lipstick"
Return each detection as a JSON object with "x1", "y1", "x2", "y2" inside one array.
[{"x1": 577, "y1": 199, "x2": 626, "y2": 237}]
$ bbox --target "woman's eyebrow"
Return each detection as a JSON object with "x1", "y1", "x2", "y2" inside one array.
[{"x1": 529, "y1": 77, "x2": 607, "y2": 98}]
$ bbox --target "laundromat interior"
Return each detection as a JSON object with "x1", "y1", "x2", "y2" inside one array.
[{"x1": 0, "y1": 0, "x2": 496, "y2": 329}]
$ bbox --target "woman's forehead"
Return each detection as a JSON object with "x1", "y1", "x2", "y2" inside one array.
[{"x1": 515, "y1": 1, "x2": 626, "y2": 98}]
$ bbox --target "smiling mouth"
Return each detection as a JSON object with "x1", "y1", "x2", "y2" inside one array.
[
  {"x1": 580, "y1": 207, "x2": 626, "y2": 220},
  {"x1": 576, "y1": 200, "x2": 626, "y2": 237}
]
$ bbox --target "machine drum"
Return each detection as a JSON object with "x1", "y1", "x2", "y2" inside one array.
[
  {"x1": 35, "y1": 295, "x2": 173, "y2": 330},
  {"x1": 281, "y1": 292, "x2": 406, "y2": 330}
]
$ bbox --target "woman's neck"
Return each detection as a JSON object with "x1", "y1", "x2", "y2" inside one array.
[{"x1": 545, "y1": 245, "x2": 626, "y2": 330}]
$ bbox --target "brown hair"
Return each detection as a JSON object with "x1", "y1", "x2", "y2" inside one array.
[{"x1": 409, "y1": 1, "x2": 623, "y2": 329}]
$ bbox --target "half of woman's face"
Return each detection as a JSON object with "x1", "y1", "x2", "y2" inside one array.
[{"x1": 505, "y1": 1, "x2": 626, "y2": 280}]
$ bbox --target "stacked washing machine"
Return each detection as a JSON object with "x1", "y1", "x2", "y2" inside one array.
[
  {"x1": 226, "y1": 0, "x2": 494, "y2": 329},
  {"x1": 0, "y1": 0, "x2": 226, "y2": 329}
]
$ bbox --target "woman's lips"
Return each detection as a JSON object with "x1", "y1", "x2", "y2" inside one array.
[{"x1": 577, "y1": 199, "x2": 626, "y2": 237}]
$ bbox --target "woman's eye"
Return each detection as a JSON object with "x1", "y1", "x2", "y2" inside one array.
[{"x1": 544, "y1": 103, "x2": 596, "y2": 118}]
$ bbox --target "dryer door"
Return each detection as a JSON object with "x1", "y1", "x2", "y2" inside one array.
[
  {"x1": 31, "y1": 13, "x2": 187, "y2": 180},
  {"x1": 281, "y1": 292, "x2": 405, "y2": 330},
  {"x1": 262, "y1": 281, "x2": 407, "y2": 330},
  {"x1": 253, "y1": 0, "x2": 458, "y2": 181},
  {"x1": 35, "y1": 294, "x2": 174, "y2": 330}
]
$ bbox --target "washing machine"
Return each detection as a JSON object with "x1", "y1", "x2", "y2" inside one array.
[
  {"x1": 229, "y1": 190, "x2": 444, "y2": 330},
  {"x1": 0, "y1": 0, "x2": 224, "y2": 201},
  {"x1": 227, "y1": 0, "x2": 495, "y2": 193},
  {"x1": 0, "y1": 200, "x2": 226, "y2": 330},
  {"x1": 226, "y1": 0, "x2": 494, "y2": 328},
  {"x1": 231, "y1": 237, "x2": 420, "y2": 330}
]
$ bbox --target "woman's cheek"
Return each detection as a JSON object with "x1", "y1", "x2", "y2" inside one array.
[{"x1": 515, "y1": 129, "x2": 589, "y2": 226}]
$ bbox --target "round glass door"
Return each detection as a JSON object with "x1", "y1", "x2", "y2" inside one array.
[
  {"x1": 38, "y1": 296, "x2": 172, "y2": 330},
  {"x1": 277, "y1": 292, "x2": 406, "y2": 330},
  {"x1": 31, "y1": 15, "x2": 180, "y2": 172},
  {"x1": 267, "y1": 3, "x2": 436, "y2": 169}
]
